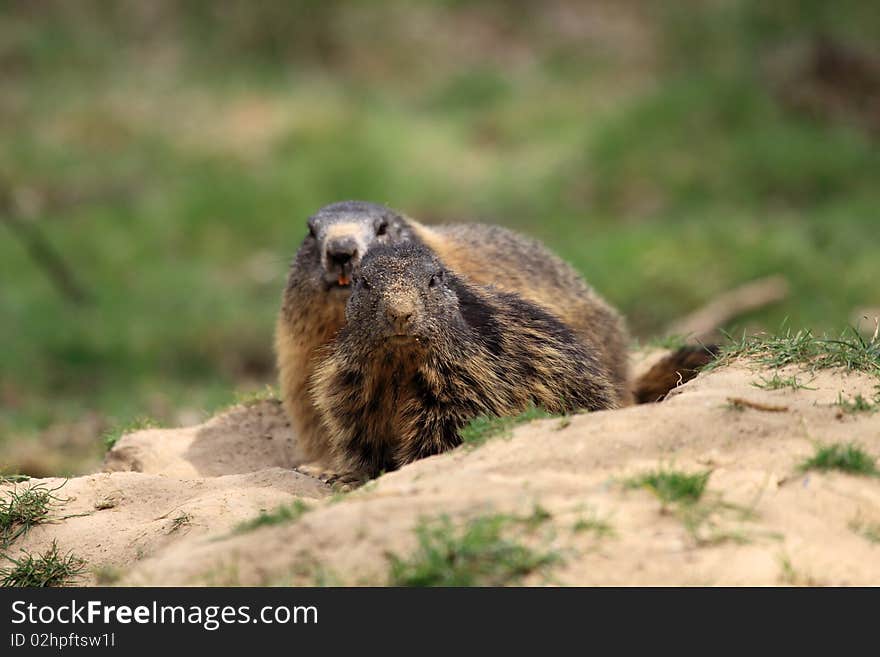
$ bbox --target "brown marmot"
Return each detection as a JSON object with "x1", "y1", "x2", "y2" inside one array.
[
  {"x1": 276, "y1": 200, "x2": 630, "y2": 466},
  {"x1": 309, "y1": 242, "x2": 620, "y2": 480}
]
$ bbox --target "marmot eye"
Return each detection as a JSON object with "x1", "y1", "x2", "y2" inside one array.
[
  {"x1": 376, "y1": 220, "x2": 388, "y2": 236},
  {"x1": 359, "y1": 277, "x2": 371, "y2": 290},
  {"x1": 428, "y1": 272, "x2": 443, "y2": 288}
]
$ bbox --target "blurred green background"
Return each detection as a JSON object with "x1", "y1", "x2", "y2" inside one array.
[{"x1": 1, "y1": 0, "x2": 878, "y2": 476}]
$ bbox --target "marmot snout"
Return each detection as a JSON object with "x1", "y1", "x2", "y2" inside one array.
[{"x1": 343, "y1": 245, "x2": 456, "y2": 346}]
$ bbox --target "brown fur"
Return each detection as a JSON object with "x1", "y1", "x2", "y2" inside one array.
[
  {"x1": 276, "y1": 201, "x2": 631, "y2": 466},
  {"x1": 632, "y1": 345, "x2": 719, "y2": 403},
  {"x1": 409, "y1": 222, "x2": 631, "y2": 403},
  {"x1": 275, "y1": 296, "x2": 346, "y2": 464},
  {"x1": 310, "y1": 243, "x2": 619, "y2": 480}
]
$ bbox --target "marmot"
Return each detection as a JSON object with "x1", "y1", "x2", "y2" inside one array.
[
  {"x1": 309, "y1": 243, "x2": 620, "y2": 480},
  {"x1": 276, "y1": 200, "x2": 630, "y2": 466}
]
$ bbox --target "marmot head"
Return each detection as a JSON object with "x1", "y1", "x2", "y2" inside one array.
[
  {"x1": 345, "y1": 243, "x2": 462, "y2": 349},
  {"x1": 297, "y1": 201, "x2": 412, "y2": 293}
]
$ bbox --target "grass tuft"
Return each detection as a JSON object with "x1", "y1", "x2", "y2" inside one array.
[
  {"x1": 0, "y1": 482, "x2": 67, "y2": 547},
  {"x1": 572, "y1": 510, "x2": 614, "y2": 538},
  {"x1": 625, "y1": 469, "x2": 711, "y2": 506},
  {"x1": 710, "y1": 327, "x2": 880, "y2": 378},
  {"x1": 752, "y1": 373, "x2": 815, "y2": 391},
  {"x1": 0, "y1": 541, "x2": 86, "y2": 587},
  {"x1": 521, "y1": 505, "x2": 552, "y2": 531},
  {"x1": 460, "y1": 406, "x2": 555, "y2": 447},
  {"x1": 626, "y1": 468, "x2": 763, "y2": 545},
  {"x1": 235, "y1": 500, "x2": 310, "y2": 534},
  {"x1": 836, "y1": 392, "x2": 879, "y2": 414},
  {"x1": 800, "y1": 443, "x2": 878, "y2": 477},
  {"x1": 387, "y1": 514, "x2": 559, "y2": 587}
]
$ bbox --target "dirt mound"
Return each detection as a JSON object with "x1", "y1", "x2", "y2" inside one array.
[
  {"x1": 3, "y1": 355, "x2": 879, "y2": 586},
  {"x1": 103, "y1": 399, "x2": 304, "y2": 478}
]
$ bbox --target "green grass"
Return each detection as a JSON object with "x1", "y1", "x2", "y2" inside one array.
[
  {"x1": 3, "y1": 2, "x2": 880, "y2": 477},
  {"x1": 235, "y1": 500, "x2": 310, "y2": 534},
  {"x1": 232, "y1": 386, "x2": 280, "y2": 407},
  {"x1": 387, "y1": 514, "x2": 559, "y2": 587},
  {"x1": 625, "y1": 469, "x2": 712, "y2": 506},
  {"x1": 799, "y1": 443, "x2": 879, "y2": 477},
  {"x1": 711, "y1": 328, "x2": 880, "y2": 378},
  {"x1": 460, "y1": 406, "x2": 555, "y2": 447},
  {"x1": 0, "y1": 482, "x2": 68, "y2": 547},
  {"x1": 102, "y1": 417, "x2": 161, "y2": 451},
  {"x1": 836, "y1": 392, "x2": 879, "y2": 414},
  {"x1": 625, "y1": 468, "x2": 763, "y2": 544},
  {"x1": 521, "y1": 504, "x2": 553, "y2": 531},
  {"x1": 0, "y1": 541, "x2": 86, "y2": 587},
  {"x1": 572, "y1": 511, "x2": 614, "y2": 538},
  {"x1": 752, "y1": 373, "x2": 815, "y2": 391}
]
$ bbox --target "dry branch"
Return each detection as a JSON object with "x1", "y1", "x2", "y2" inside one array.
[{"x1": 668, "y1": 275, "x2": 789, "y2": 342}]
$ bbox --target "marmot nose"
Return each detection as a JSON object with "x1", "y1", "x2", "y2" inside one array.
[
  {"x1": 327, "y1": 239, "x2": 358, "y2": 267},
  {"x1": 390, "y1": 313, "x2": 413, "y2": 333},
  {"x1": 386, "y1": 305, "x2": 415, "y2": 333}
]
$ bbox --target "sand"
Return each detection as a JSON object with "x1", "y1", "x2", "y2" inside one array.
[{"x1": 3, "y1": 353, "x2": 879, "y2": 586}]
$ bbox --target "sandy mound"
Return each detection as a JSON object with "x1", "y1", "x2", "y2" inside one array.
[
  {"x1": 103, "y1": 400, "x2": 305, "y2": 478},
  {"x1": 3, "y1": 355, "x2": 879, "y2": 586}
]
